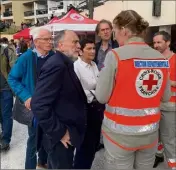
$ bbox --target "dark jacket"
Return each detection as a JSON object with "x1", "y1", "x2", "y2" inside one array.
[
  {"x1": 0, "y1": 45, "x2": 17, "y2": 91},
  {"x1": 31, "y1": 51, "x2": 88, "y2": 151},
  {"x1": 19, "y1": 41, "x2": 28, "y2": 54},
  {"x1": 94, "y1": 40, "x2": 119, "y2": 65}
]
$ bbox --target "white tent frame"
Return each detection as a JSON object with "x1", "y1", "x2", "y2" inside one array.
[{"x1": 43, "y1": 23, "x2": 97, "y2": 32}]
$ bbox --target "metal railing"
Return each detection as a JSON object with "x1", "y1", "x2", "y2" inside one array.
[
  {"x1": 3, "y1": 11, "x2": 13, "y2": 17},
  {"x1": 24, "y1": 10, "x2": 34, "y2": 16},
  {"x1": 36, "y1": 9, "x2": 48, "y2": 15}
]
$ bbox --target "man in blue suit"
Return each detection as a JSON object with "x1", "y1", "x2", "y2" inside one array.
[{"x1": 31, "y1": 30, "x2": 88, "y2": 169}]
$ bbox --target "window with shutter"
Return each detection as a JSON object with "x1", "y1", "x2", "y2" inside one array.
[{"x1": 152, "y1": 0, "x2": 162, "y2": 17}]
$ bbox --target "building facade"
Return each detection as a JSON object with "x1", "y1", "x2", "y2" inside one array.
[
  {"x1": 80, "y1": 0, "x2": 176, "y2": 44},
  {"x1": 0, "y1": 0, "x2": 77, "y2": 26},
  {"x1": 1, "y1": 0, "x2": 49, "y2": 26},
  {"x1": 1, "y1": 0, "x2": 175, "y2": 39},
  {"x1": 89, "y1": 1, "x2": 175, "y2": 27}
]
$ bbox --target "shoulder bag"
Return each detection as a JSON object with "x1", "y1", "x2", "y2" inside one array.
[{"x1": 12, "y1": 52, "x2": 36, "y2": 127}]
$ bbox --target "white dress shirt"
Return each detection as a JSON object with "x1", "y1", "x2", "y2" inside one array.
[{"x1": 74, "y1": 57, "x2": 99, "y2": 103}]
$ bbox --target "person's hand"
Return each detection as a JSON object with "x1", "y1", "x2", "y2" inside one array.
[
  {"x1": 25, "y1": 98, "x2": 32, "y2": 110},
  {"x1": 60, "y1": 130, "x2": 71, "y2": 149}
]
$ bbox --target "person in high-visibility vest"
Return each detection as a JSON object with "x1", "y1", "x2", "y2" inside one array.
[
  {"x1": 95, "y1": 10, "x2": 171, "y2": 170},
  {"x1": 153, "y1": 31, "x2": 176, "y2": 169}
]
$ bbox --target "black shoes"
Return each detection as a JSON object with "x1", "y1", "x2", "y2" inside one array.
[
  {"x1": 153, "y1": 155, "x2": 164, "y2": 168},
  {"x1": 37, "y1": 163, "x2": 48, "y2": 169}
]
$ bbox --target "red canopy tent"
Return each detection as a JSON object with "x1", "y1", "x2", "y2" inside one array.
[
  {"x1": 47, "y1": 16, "x2": 59, "y2": 24},
  {"x1": 13, "y1": 17, "x2": 59, "y2": 39},
  {"x1": 43, "y1": 9, "x2": 99, "y2": 32},
  {"x1": 13, "y1": 28, "x2": 31, "y2": 39}
]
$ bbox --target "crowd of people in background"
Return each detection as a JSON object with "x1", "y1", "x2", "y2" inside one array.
[
  {"x1": 0, "y1": 9, "x2": 176, "y2": 170},
  {"x1": 0, "y1": 20, "x2": 14, "y2": 32},
  {"x1": 0, "y1": 17, "x2": 50, "y2": 34}
]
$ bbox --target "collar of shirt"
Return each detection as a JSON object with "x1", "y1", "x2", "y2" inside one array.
[
  {"x1": 33, "y1": 48, "x2": 49, "y2": 58},
  {"x1": 100, "y1": 40, "x2": 112, "y2": 50},
  {"x1": 126, "y1": 37, "x2": 144, "y2": 44},
  {"x1": 78, "y1": 57, "x2": 94, "y2": 68}
]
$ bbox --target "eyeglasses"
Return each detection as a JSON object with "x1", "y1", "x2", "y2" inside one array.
[{"x1": 37, "y1": 38, "x2": 53, "y2": 42}]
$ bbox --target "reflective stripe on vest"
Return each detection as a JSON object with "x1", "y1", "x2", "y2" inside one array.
[
  {"x1": 170, "y1": 92, "x2": 176, "y2": 103},
  {"x1": 104, "y1": 105, "x2": 160, "y2": 135},
  {"x1": 168, "y1": 159, "x2": 176, "y2": 168},
  {"x1": 169, "y1": 54, "x2": 176, "y2": 103},
  {"x1": 106, "y1": 105, "x2": 160, "y2": 116},
  {"x1": 102, "y1": 130, "x2": 158, "y2": 151}
]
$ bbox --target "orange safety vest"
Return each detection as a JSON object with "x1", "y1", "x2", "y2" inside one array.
[
  {"x1": 103, "y1": 45, "x2": 169, "y2": 148},
  {"x1": 169, "y1": 54, "x2": 176, "y2": 103},
  {"x1": 167, "y1": 54, "x2": 176, "y2": 169}
]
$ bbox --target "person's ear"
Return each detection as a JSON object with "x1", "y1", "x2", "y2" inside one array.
[
  {"x1": 166, "y1": 41, "x2": 171, "y2": 47},
  {"x1": 120, "y1": 27, "x2": 126, "y2": 36}
]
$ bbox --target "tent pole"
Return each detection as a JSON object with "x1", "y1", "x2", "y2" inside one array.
[{"x1": 88, "y1": 0, "x2": 94, "y2": 19}]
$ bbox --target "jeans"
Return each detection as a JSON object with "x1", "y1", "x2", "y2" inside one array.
[
  {"x1": 25, "y1": 126, "x2": 47, "y2": 169},
  {"x1": 0, "y1": 90, "x2": 13, "y2": 144}
]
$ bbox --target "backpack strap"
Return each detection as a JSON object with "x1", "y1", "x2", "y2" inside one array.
[
  {"x1": 3, "y1": 47, "x2": 11, "y2": 73},
  {"x1": 3, "y1": 47, "x2": 9, "y2": 61}
]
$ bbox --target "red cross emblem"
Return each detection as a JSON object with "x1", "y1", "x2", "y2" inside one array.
[
  {"x1": 143, "y1": 74, "x2": 158, "y2": 91},
  {"x1": 73, "y1": 15, "x2": 81, "y2": 20},
  {"x1": 70, "y1": 13, "x2": 84, "y2": 21}
]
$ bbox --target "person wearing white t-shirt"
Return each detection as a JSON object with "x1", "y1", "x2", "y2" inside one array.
[{"x1": 74, "y1": 39, "x2": 105, "y2": 169}]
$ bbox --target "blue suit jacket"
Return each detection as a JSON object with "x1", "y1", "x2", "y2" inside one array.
[{"x1": 31, "y1": 51, "x2": 88, "y2": 150}]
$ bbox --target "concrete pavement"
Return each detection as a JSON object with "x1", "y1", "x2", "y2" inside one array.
[{"x1": 1, "y1": 121, "x2": 166, "y2": 169}]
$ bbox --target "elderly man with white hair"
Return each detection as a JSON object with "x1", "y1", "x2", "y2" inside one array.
[{"x1": 8, "y1": 27, "x2": 55, "y2": 169}]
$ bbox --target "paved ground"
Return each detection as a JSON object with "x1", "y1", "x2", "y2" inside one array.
[{"x1": 1, "y1": 121, "x2": 166, "y2": 169}]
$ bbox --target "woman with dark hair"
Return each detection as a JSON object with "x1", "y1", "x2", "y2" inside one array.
[{"x1": 74, "y1": 39, "x2": 105, "y2": 169}]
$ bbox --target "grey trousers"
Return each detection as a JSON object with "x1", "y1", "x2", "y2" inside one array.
[
  {"x1": 103, "y1": 136, "x2": 157, "y2": 170},
  {"x1": 160, "y1": 110, "x2": 176, "y2": 168},
  {"x1": 155, "y1": 129, "x2": 164, "y2": 157}
]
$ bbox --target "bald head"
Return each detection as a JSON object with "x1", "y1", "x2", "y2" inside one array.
[
  {"x1": 64, "y1": 30, "x2": 78, "y2": 40},
  {"x1": 54, "y1": 30, "x2": 80, "y2": 58},
  {"x1": 54, "y1": 30, "x2": 78, "y2": 44}
]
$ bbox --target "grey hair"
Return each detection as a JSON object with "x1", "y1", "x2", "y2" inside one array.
[
  {"x1": 30, "y1": 27, "x2": 51, "y2": 40},
  {"x1": 53, "y1": 30, "x2": 67, "y2": 49},
  {"x1": 154, "y1": 31, "x2": 171, "y2": 42}
]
